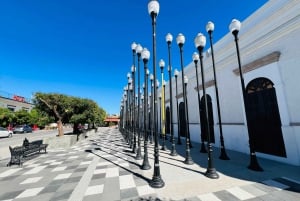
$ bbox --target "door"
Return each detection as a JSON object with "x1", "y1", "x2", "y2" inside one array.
[
  {"x1": 166, "y1": 106, "x2": 170, "y2": 134},
  {"x1": 246, "y1": 77, "x2": 286, "y2": 157},
  {"x1": 179, "y1": 102, "x2": 186, "y2": 137},
  {"x1": 200, "y1": 94, "x2": 215, "y2": 143}
]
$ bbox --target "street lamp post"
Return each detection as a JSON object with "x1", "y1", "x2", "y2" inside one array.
[
  {"x1": 195, "y1": 33, "x2": 219, "y2": 179},
  {"x1": 193, "y1": 52, "x2": 207, "y2": 153},
  {"x1": 159, "y1": 93, "x2": 162, "y2": 139},
  {"x1": 229, "y1": 19, "x2": 263, "y2": 171},
  {"x1": 174, "y1": 69, "x2": 182, "y2": 145},
  {"x1": 120, "y1": 100, "x2": 124, "y2": 132},
  {"x1": 131, "y1": 42, "x2": 137, "y2": 153},
  {"x1": 166, "y1": 33, "x2": 177, "y2": 156},
  {"x1": 141, "y1": 48, "x2": 151, "y2": 170},
  {"x1": 136, "y1": 44, "x2": 143, "y2": 160},
  {"x1": 127, "y1": 73, "x2": 132, "y2": 147},
  {"x1": 206, "y1": 21, "x2": 229, "y2": 160},
  {"x1": 176, "y1": 33, "x2": 193, "y2": 165},
  {"x1": 129, "y1": 81, "x2": 134, "y2": 148},
  {"x1": 150, "y1": 74, "x2": 154, "y2": 144},
  {"x1": 159, "y1": 59, "x2": 167, "y2": 151},
  {"x1": 148, "y1": 0, "x2": 164, "y2": 188},
  {"x1": 124, "y1": 86, "x2": 129, "y2": 143},
  {"x1": 156, "y1": 80, "x2": 160, "y2": 137}
]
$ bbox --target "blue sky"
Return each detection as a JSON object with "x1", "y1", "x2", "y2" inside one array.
[{"x1": 0, "y1": 0, "x2": 268, "y2": 115}]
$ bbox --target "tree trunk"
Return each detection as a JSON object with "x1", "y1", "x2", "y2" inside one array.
[{"x1": 57, "y1": 120, "x2": 64, "y2": 137}]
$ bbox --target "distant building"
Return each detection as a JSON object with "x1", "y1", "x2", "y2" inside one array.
[
  {"x1": 0, "y1": 91, "x2": 34, "y2": 112},
  {"x1": 104, "y1": 115, "x2": 120, "y2": 127}
]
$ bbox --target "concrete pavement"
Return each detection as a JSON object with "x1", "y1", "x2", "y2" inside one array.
[{"x1": 0, "y1": 127, "x2": 299, "y2": 201}]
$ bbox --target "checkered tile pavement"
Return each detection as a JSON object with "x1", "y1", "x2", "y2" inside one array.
[{"x1": 0, "y1": 127, "x2": 299, "y2": 201}]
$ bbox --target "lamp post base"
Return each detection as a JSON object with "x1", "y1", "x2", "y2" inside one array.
[
  {"x1": 205, "y1": 168, "x2": 219, "y2": 179},
  {"x1": 177, "y1": 137, "x2": 182, "y2": 145},
  {"x1": 219, "y1": 147, "x2": 230, "y2": 160},
  {"x1": 149, "y1": 176, "x2": 165, "y2": 188},
  {"x1": 184, "y1": 150, "x2": 194, "y2": 165},
  {"x1": 161, "y1": 135, "x2": 167, "y2": 150},
  {"x1": 170, "y1": 146, "x2": 177, "y2": 156},
  {"x1": 184, "y1": 158, "x2": 194, "y2": 165},
  {"x1": 248, "y1": 154, "x2": 263, "y2": 171},
  {"x1": 135, "y1": 147, "x2": 142, "y2": 160},
  {"x1": 141, "y1": 162, "x2": 151, "y2": 170},
  {"x1": 200, "y1": 142, "x2": 207, "y2": 153}
]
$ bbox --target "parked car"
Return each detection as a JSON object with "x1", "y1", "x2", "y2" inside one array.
[
  {"x1": 13, "y1": 125, "x2": 33, "y2": 134},
  {"x1": 0, "y1": 127, "x2": 13, "y2": 138}
]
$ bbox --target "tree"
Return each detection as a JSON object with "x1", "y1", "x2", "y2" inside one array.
[
  {"x1": 29, "y1": 109, "x2": 53, "y2": 129},
  {"x1": 14, "y1": 109, "x2": 31, "y2": 125},
  {"x1": 0, "y1": 108, "x2": 14, "y2": 127},
  {"x1": 33, "y1": 92, "x2": 106, "y2": 136}
]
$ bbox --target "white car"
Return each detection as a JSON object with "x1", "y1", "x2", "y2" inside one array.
[{"x1": 0, "y1": 127, "x2": 13, "y2": 138}]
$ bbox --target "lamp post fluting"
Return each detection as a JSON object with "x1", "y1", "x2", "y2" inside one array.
[
  {"x1": 141, "y1": 48, "x2": 151, "y2": 170},
  {"x1": 127, "y1": 73, "x2": 132, "y2": 146},
  {"x1": 193, "y1": 52, "x2": 207, "y2": 153},
  {"x1": 174, "y1": 69, "x2": 182, "y2": 145},
  {"x1": 148, "y1": 0, "x2": 164, "y2": 188},
  {"x1": 176, "y1": 33, "x2": 193, "y2": 165},
  {"x1": 206, "y1": 21, "x2": 229, "y2": 160},
  {"x1": 124, "y1": 86, "x2": 129, "y2": 143},
  {"x1": 159, "y1": 59, "x2": 167, "y2": 151},
  {"x1": 229, "y1": 19, "x2": 263, "y2": 171},
  {"x1": 166, "y1": 33, "x2": 177, "y2": 155},
  {"x1": 123, "y1": 88, "x2": 128, "y2": 136},
  {"x1": 195, "y1": 33, "x2": 219, "y2": 179},
  {"x1": 136, "y1": 44, "x2": 143, "y2": 160},
  {"x1": 129, "y1": 80, "x2": 134, "y2": 148},
  {"x1": 131, "y1": 42, "x2": 137, "y2": 153},
  {"x1": 150, "y1": 74, "x2": 154, "y2": 144}
]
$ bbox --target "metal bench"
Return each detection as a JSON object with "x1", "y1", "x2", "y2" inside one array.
[
  {"x1": 7, "y1": 138, "x2": 48, "y2": 167},
  {"x1": 7, "y1": 146, "x2": 24, "y2": 167}
]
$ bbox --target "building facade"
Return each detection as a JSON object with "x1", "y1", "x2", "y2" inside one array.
[
  {"x1": 161, "y1": 0, "x2": 300, "y2": 166},
  {"x1": 0, "y1": 92, "x2": 34, "y2": 112}
]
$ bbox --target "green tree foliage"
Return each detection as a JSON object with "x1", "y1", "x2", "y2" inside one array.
[
  {"x1": 13, "y1": 109, "x2": 30, "y2": 125},
  {"x1": 29, "y1": 109, "x2": 53, "y2": 129},
  {"x1": 0, "y1": 108, "x2": 14, "y2": 127},
  {"x1": 33, "y1": 92, "x2": 106, "y2": 136}
]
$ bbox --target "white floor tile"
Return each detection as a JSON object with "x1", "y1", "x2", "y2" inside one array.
[
  {"x1": 54, "y1": 173, "x2": 72, "y2": 180},
  {"x1": 67, "y1": 156, "x2": 78, "y2": 160},
  {"x1": 119, "y1": 175, "x2": 135, "y2": 189},
  {"x1": 136, "y1": 185, "x2": 155, "y2": 196},
  {"x1": 20, "y1": 176, "x2": 43, "y2": 184},
  {"x1": 16, "y1": 187, "x2": 44, "y2": 198},
  {"x1": 226, "y1": 187, "x2": 255, "y2": 200},
  {"x1": 106, "y1": 167, "x2": 119, "y2": 178},
  {"x1": 94, "y1": 169, "x2": 106, "y2": 174},
  {"x1": 52, "y1": 166, "x2": 67, "y2": 172},
  {"x1": 44, "y1": 160, "x2": 56, "y2": 164},
  {"x1": 50, "y1": 161, "x2": 63, "y2": 166},
  {"x1": 24, "y1": 166, "x2": 46, "y2": 175},
  {"x1": 80, "y1": 161, "x2": 92, "y2": 166},
  {"x1": 97, "y1": 161, "x2": 111, "y2": 166},
  {"x1": 84, "y1": 185, "x2": 104, "y2": 196},
  {"x1": 0, "y1": 168, "x2": 22, "y2": 178},
  {"x1": 197, "y1": 193, "x2": 222, "y2": 201}
]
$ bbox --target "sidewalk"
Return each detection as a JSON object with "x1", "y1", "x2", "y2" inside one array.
[{"x1": 0, "y1": 127, "x2": 299, "y2": 201}]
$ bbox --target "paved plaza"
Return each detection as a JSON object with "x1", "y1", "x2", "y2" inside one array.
[{"x1": 0, "y1": 127, "x2": 299, "y2": 201}]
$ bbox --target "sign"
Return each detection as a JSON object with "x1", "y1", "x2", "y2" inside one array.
[{"x1": 13, "y1": 95, "x2": 25, "y2": 102}]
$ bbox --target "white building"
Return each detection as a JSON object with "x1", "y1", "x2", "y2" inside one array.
[{"x1": 162, "y1": 0, "x2": 300, "y2": 166}]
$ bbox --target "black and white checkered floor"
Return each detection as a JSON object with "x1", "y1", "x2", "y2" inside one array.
[{"x1": 0, "y1": 128, "x2": 299, "y2": 201}]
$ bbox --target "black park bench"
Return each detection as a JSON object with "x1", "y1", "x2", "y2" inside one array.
[{"x1": 7, "y1": 138, "x2": 48, "y2": 167}]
